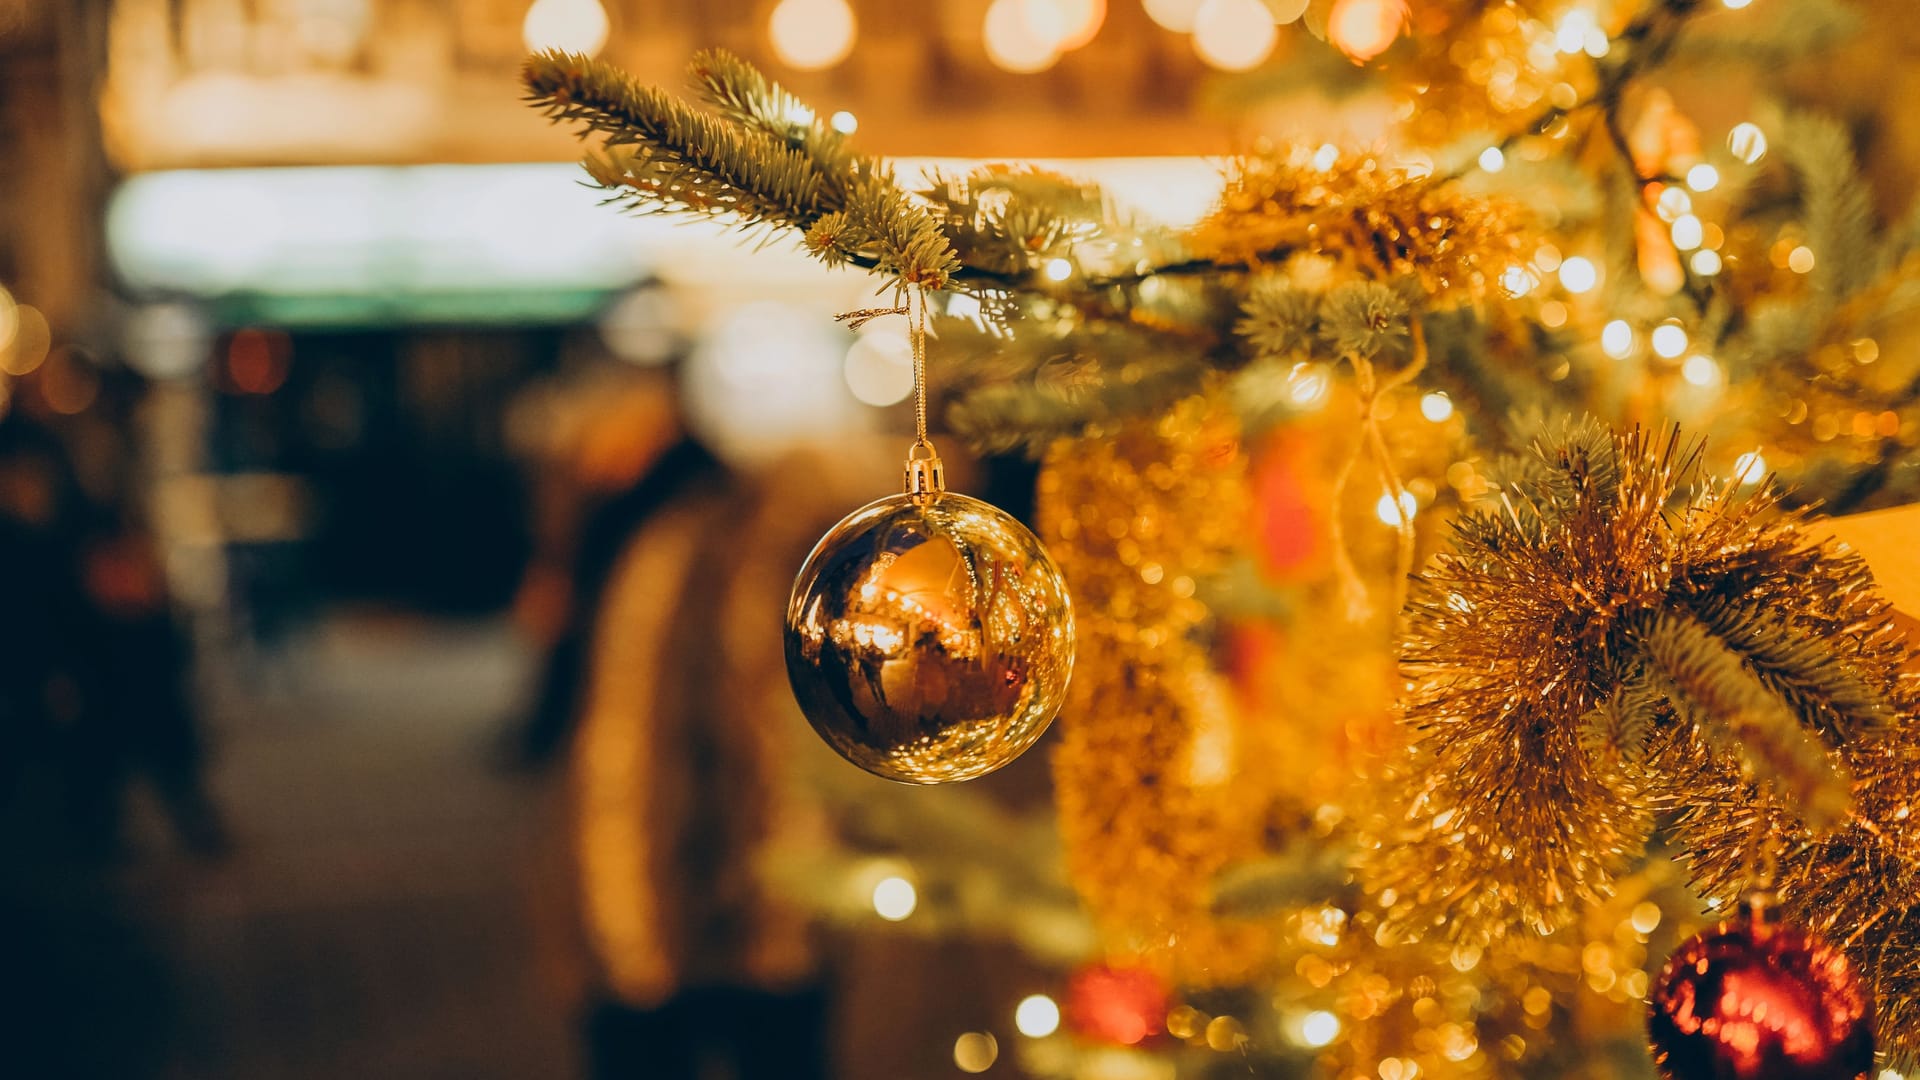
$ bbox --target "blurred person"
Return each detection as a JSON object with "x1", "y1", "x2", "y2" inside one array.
[
  {"x1": 72, "y1": 511, "x2": 228, "y2": 858},
  {"x1": 517, "y1": 366, "x2": 894, "y2": 1080},
  {"x1": 0, "y1": 416, "x2": 93, "y2": 845}
]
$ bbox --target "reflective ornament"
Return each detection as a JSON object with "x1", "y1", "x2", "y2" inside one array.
[
  {"x1": 1648, "y1": 909, "x2": 1874, "y2": 1080},
  {"x1": 784, "y1": 454, "x2": 1075, "y2": 783}
]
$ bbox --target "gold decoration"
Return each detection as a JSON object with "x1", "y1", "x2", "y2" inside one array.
[
  {"x1": 1038, "y1": 393, "x2": 1285, "y2": 983},
  {"x1": 1189, "y1": 151, "x2": 1526, "y2": 297},
  {"x1": 783, "y1": 483, "x2": 1076, "y2": 783},
  {"x1": 786, "y1": 291, "x2": 1075, "y2": 784},
  {"x1": 1373, "y1": 419, "x2": 1920, "y2": 1067}
]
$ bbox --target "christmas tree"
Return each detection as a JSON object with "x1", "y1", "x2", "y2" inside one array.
[{"x1": 523, "y1": 1, "x2": 1920, "y2": 1075}]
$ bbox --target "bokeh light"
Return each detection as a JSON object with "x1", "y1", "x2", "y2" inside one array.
[
  {"x1": 953, "y1": 1032, "x2": 999, "y2": 1072},
  {"x1": 1192, "y1": 0, "x2": 1279, "y2": 71},
  {"x1": 1651, "y1": 323, "x2": 1689, "y2": 359},
  {"x1": 1017, "y1": 0, "x2": 1106, "y2": 52},
  {"x1": 985, "y1": 0, "x2": 1060, "y2": 72},
  {"x1": 769, "y1": 0, "x2": 857, "y2": 70},
  {"x1": 1015, "y1": 994, "x2": 1061, "y2": 1037},
  {"x1": 1328, "y1": 0, "x2": 1406, "y2": 62},
  {"x1": 1143, "y1": 0, "x2": 1204, "y2": 32},
  {"x1": 521, "y1": 0, "x2": 610, "y2": 56},
  {"x1": 1729, "y1": 122, "x2": 1768, "y2": 164},
  {"x1": 872, "y1": 876, "x2": 918, "y2": 920}
]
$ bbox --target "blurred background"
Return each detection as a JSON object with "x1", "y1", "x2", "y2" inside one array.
[{"x1": 3, "y1": 1, "x2": 1919, "y2": 1079}]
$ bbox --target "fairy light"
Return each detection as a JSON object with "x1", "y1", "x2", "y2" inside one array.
[
  {"x1": 830, "y1": 110, "x2": 858, "y2": 134},
  {"x1": 1555, "y1": 9, "x2": 1594, "y2": 54},
  {"x1": 1193, "y1": 0, "x2": 1279, "y2": 72},
  {"x1": 1557, "y1": 256, "x2": 1598, "y2": 293},
  {"x1": 1043, "y1": 257, "x2": 1074, "y2": 281},
  {"x1": 1602, "y1": 319, "x2": 1634, "y2": 359},
  {"x1": 1300, "y1": 1011, "x2": 1342, "y2": 1048},
  {"x1": 1376, "y1": 490, "x2": 1417, "y2": 525},
  {"x1": 953, "y1": 1033, "x2": 999, "y2": 1073},
  {"x1": 1788, "y1": 245, "x2": 1816, "y2": 274},
  {"x1": 1286, "y1": 362, "x2": 1332, "y2": 408},
  {"x1": 522, "y1": 0, "x2": 610, "y2": 56},
  {"x1": 1651, "y1": 323, "x2": 1688, "y2": 359},
  {"x1": 1327, "y1": 0, "x2": 1406, "y2": 62},
  {"x1": 1421, "y1": 391, "x2": 1454, "y2": 422},
  {"x1": 1690, "y1": 249, "x2": 1723, "y2": 276},
  {"x1": 1584, "y1": 27, "x2": 1610, "y2": 57},
  {"x1": 1143, "y1": 0, "x2": 1203, "y2": 32},
  {"x1": 1670, "y1": 214, "x2": 1704, "y2": 251},
  {"x1": 1015, "y1": 994, "x2": 1061, "y2": 1037},
  {"x1": 1733, "y1": 451, "x2": 1768, "y2": 485},
  {"x1": 1017, "y1": 0, "x2": 1107, "y2": 52},
  {"x1": 1478, "y1": 146, "x2": 1506, "y2": 173},
  {"x1": 872, "y1": 876, "x2": 918, "y2": 920},
  {"x1": 768, "y1": 0, "x2": 857, "y2": 70},
  {"x1": 1655, "y1": 187, "x2": 1692, "y2": 222},
  {"x1": 1682, "y1": 353, "x2": 1720, "y2": 387},
  {"x1": 1729, "y1": 122, "x2": 1768, "y2": 164},
  {"x1": 984, "y1": 0, "x2": 1060, "y2": 72},
  {"x1": 1534, "y1": 243, "x2": 1563, "y2": 273},
  {"x1": 1311, "y1": 143, "x2": 1340, "y2": 171},
  {"x1": 1686, "y1": 163, "x2": 1720, "y2": 192},
  {"x1": 1500, "y1": 265, "x2": 1536, "y2": 297},
  {"x1": 1722, "y1": 0, "x2": 1753, "y2": 8}
]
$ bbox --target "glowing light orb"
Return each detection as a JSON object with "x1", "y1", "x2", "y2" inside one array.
[{"x1": 769, "y1": 0, "x2": 857, "y2": 70}]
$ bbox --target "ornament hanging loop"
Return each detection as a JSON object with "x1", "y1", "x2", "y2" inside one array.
[{"x1": 836, "y1": 290, "x2": 944, "y2": 497}]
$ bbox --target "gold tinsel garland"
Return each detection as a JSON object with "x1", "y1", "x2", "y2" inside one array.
[
  {"x1": 1373, "y1": 418, "x2": 1920, "y2": 1066},
  {"x1": 1037, "y1": 393, "x2": 1288, "y2": 985}
]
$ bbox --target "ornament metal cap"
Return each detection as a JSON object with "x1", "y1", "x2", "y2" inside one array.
[{"x1": 905, "y1": 442, "x2": 945, "y2": 497}]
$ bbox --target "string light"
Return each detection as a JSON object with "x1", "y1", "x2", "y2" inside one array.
[
  {"x1": 1014, "y1": 994, "x2": 1061, "y2": 1037},
  {"x1": 1729, "y1": 122, "x2": 1768, "y2": 164},
  {"x1": 1555, "y1": 9, "x2": 1594, "y2": 54},
  {"x1": 1681, "y1": 353, "x2": 1720, "y2": 387},
  {"x1": 1286, "y1": 362, "x2": 1332, "y2": 408},
  {"x1": 1670, "y1": 214, "x2": 1704, "y2": 250},
  {"x1": 1788, "y1": 245, "x2": 1816, "y2": 274},
  {"x1": 1722, "y1": 0, "x2": 1753, "y2": 7},
  {"x1": 1478, "y1": 146, "x2": 1506, "y2": 173},
  {"x1": 1421, "y1": 391, "x2": 1454, "y2": 422},
  {"x1": 1557, "y1": 256, "x2": 1598, "y2": 293},
  {"x1": 1651, "y1": 322, "x2": 1688, "y2": 359},
  {"x1": 872, "y1": 876, "x2": 918, "y2": 920},
  {"x1": 1500, "y1": 265, "x2": 1536, "y2": 297},
  {"x1": 1376, "y1": 490, "x2": 1418, "y2": 525},
  {"x1": 1300, "y1": 1010, "x2": 1342, "y2": 1047},
  {"x1": 1601, "y1": 319, "x2": 1634, "y2": 359},
  {"x1": 830, "y1": 110, "x2": 858, "y2": 134},
  {"x1": 1686, "y1": 163, "x2": 1720, "y2": 191},
  {"x1": 1043, "y1": 257, "x2": 1074, "y2": 281},
  {"x1": 521, "y1": 0, "x2": 610, "y2": 56},
  {"x1": 1017, "y1": 0, "x2": 1106, "y2": 51},
  {"x1": 1192, "y1": 0, "x2": 1279, "y2": 71},
  {"x1": 1270, "y1": 0, "x2": 1310, "y2": 23},
  {"x1": 953, "y1": 1033, "x2": 999, "y2": 1073},
  {"x1": 1733, "y1": 451, "x2": 1768, "y2": 485},
  {"x1": 984, "y1": 0, "x2": 1060, "y2": 72},
  {"x1": 1311, "y1": 143, "x2": 1340, "y2": 171},
  {"x1": 768, "y1": 0, "x2": 857, "y2": 70},
  {"x1": 1142, "y1": 0, "x2": 1204, "y2": 32},
  {"x1": 1690, "y1": 249, "x2": 1723, "y2": 276},
  {"x1": 1655, "y1": 187, "x2": 1692, "y2": 222},
  {"x1": 1327, "y1": 0, "x2": 1406, "y2": 62}
]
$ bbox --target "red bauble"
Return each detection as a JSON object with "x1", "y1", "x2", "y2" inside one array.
[
  {"x1": 1648, "y1": 914, "x2": 1874, "y2": 1080},
  {"x1": 1064, "y1": 963, "x2": 1168, "y2": 1046}
]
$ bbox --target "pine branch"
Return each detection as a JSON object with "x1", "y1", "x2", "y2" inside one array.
[
  {"x1": 1578, "y1": 665, "x2": 1660, "y2": 773},
  {"x1": 1688, "y1": 594, "x2": 1892, "y2": 734},
  {"x1": 686, "y1": 47, "x2": 860, "y2": 201},
  {"x1": 525, "y1": 51, "x2": 826, "y2": 226},
  {"x1": 1778, "y1": 110, "x2": 1880, "y2": 298},
  {"x1": 1636, "y1": 611, "x2": 1852, "y2": 827}
]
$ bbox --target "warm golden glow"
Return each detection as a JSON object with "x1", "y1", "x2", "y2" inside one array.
[
  {"x1": 768, "y1": 0, "x2": 857, "y2": 70},
  {"x1": 521, "y1": 0, "x2": 609, "y2": 57},
  {"x1": 1328, "y1": 0, "x2": 1406, "y2": 61}
]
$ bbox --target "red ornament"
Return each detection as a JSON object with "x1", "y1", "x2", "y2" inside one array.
[
  {"x1": 1648, "y1": 912, "x2": 1874, "y2": 1080},
  {"x1": 1064, "y1": 963, "x2": 1168, "y2": 1046}
]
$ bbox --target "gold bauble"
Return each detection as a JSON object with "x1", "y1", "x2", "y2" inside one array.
[{"x1": 784, "y1": 482, "x2": 1075, "y2": 784}]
